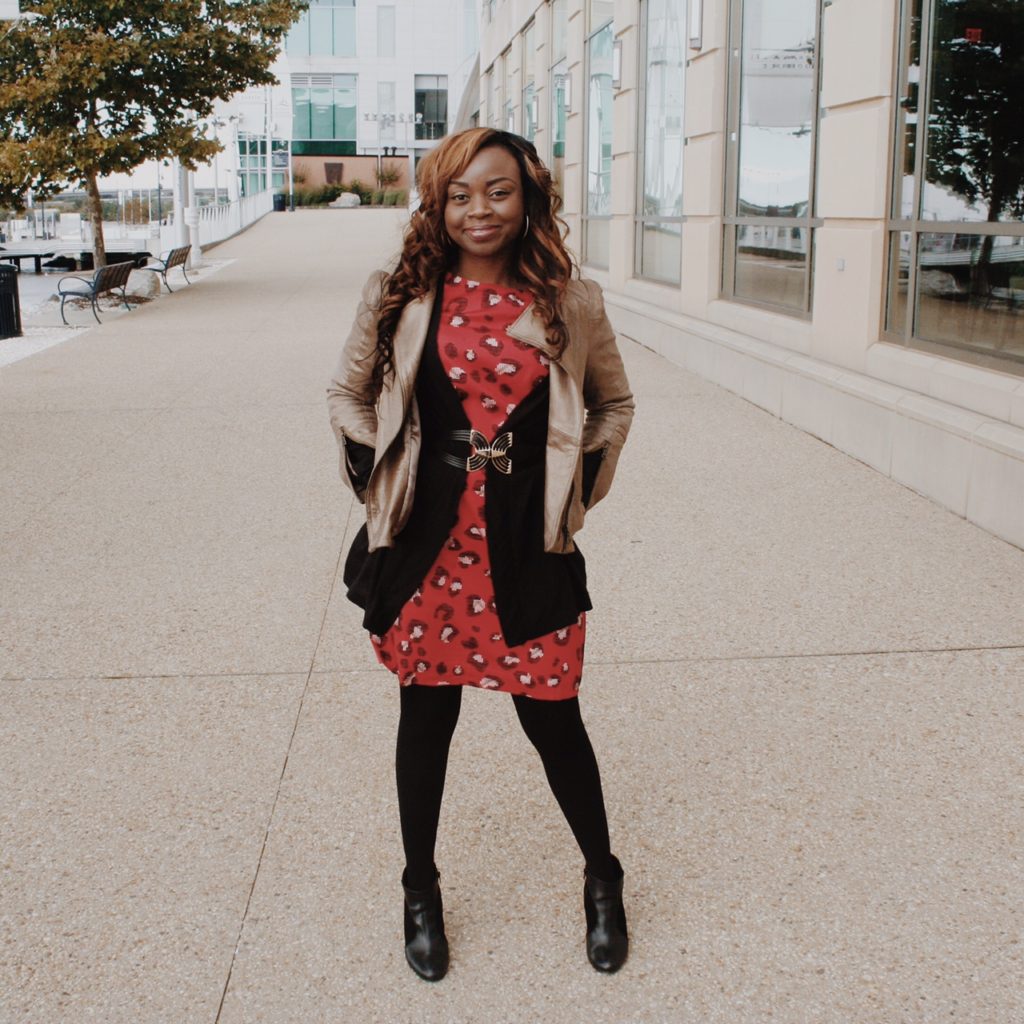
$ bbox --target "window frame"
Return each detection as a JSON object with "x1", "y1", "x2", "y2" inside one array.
[
  {"x1": 721, "y1": 0, "x2": 825, "y2": 319},
  {"x1": 881, "y1": 0, "x2": 1024, "y2": 375},
  {"x1": 582, "y1": 10, "x2": 615, "y2": 270},
  {"x1": 634, "y1": 0, "x2": 687, "y2": 285}
]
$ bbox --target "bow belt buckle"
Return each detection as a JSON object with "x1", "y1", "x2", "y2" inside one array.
[{"x1": 466, "y1": 428, "x2": 513, "y2": 474}]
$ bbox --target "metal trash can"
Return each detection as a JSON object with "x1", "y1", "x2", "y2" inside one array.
[
  {"x1": 0, "y1": 264, "x2": 22, "y2": 339},
  {"x1": 273, "y1": 193, "x2": 286, "y2": 212}
]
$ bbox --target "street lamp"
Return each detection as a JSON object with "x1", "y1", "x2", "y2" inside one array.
[{"x1": 209, "y1": 117, "x2": 227, "y2": 205}]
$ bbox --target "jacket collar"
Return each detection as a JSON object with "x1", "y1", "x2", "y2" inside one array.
[{"x1": 505, "y1": 301, "x2": 560, "y2": 360}]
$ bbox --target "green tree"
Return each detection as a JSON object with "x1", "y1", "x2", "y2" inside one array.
[{"x1": 0, "y1": 1, "x2": 306, "y2": 266}]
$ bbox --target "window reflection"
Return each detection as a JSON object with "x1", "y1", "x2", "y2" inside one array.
[
  {"x1": 292, "y1": 74, "x2": 357, "y2": 141},
  {"x1": 915, "y1": 233, "x2": 1024, "y2": 360},
  {"x1": 894, "y1": 0, "x2": 922, "y2": 218},
  {"x1": 637, "y1": 0, "x2": 686, "y2": 283},
  {"x1": 736, "y1": 0, "x2": 817, "y2": 216},
  {"x1": 885, "y1": 231, "x2": 911, "y2": 333},
  {"x1": 523, "y1": 22, "x2": 537, "y2": 142},
  {"x1": 585, "y1": 21, "x2": 614, "y2": 266},
  {"x1": 551, "y1": 59, "x2": 568, "y2": 187},
  {"x1": 922, "y1": 1, "x2": 1024, "y2": 223},
  {"x1": 551, "y1": 0, "x2": 568, "y2": 63},
  {"x1": 734, "y1": 224, "x2": 808, "y2": 306},
  {"x1": 287, "y1": 0, "x2": 357, "y2": 58},
  {"x1": 888, "y1": 0, "x2": 1024, "y2": 369},
  {"x1": 550, "y1": 0, "x2": 568, "y2": 183}
]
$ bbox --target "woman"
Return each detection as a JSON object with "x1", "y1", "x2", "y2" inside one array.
[{"x1": 326, "y1": 127, "x2": 634, "y2": 981}]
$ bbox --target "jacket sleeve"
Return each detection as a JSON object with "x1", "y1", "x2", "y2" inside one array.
[
  {"x1": 326, "y1": 270, "x2": 387, "y2": 501},
  {"x1": 580, "y1": 278, "x2": 635, "y2": 510}
]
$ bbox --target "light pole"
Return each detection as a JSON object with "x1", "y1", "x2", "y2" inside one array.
[
  {"x1": 364, "y1": 111, "x2": 413, "y2": 191},
  {"x1": 210, "y1": 118, "x2": 224, "y2": 205}
]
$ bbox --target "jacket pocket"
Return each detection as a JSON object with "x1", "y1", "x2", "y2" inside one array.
[{"x1": 581, "y1": 444, "x2": 608, "y2": 507}]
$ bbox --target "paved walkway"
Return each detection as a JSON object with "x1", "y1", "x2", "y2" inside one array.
[{"x1": 2, "y1": 210, "x2": 1022, "y2": 1023}]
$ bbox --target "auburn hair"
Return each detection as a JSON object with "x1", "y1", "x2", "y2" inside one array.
[{"x1": 369, "y1": 127, "x2": 577, "y2": 392}]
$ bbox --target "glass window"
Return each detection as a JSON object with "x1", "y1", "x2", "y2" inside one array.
[
  {"x1": 291, "y1": 74, "x2": 357, "y2": 141},
  {"x1": 637, "y1": 0, "x2": 686, "y2": 283},
  {"x1": 551, "y1": 60, "x2": 568, "y2": 186},
  {"x1": 885, "y1": 0, "x2": 1024, "y2": 369},
  {"x1": 310, "y1": 4, "x2": 334, "y2": 55},
  {"x1": 463, "y1": 0, "x2": 479, "y2": 60},
  {"x1": 551, "y1": 0, "x2": 568, "y2": 63},
  {"x1": 584, "y1": 16, "x2": 614, "y2": 267},
  {"x1": 311, "y1": 80, "x2": 334, "y2": 138},
  {"x1": 486, "y1": 66, "x2": 497, "y2": 127},
  {"x1": 333, "y1": 2, "x2": 356, "y2": 57},
  {"x1": 523, "y1": 22, "x2": 537, "y2": 142},
  {"x1": 292, "y1": 85, "x2": 311, "y2": 141},
  {"x1": 550, "y1": 0, "x2": 569, "y2": 182},
  {"x1": 377, "y1": 5, "x2": 395, "y2": 59},
  {"x1": 285, "y1": 1, "x2": 356, "y2": 58},
  {"x1": 503, "y1": 49, "x2": 515, "y2": 132},
  {"x1": 415, "y1": 75, "x2": 448, "y2": 140},
  {"x1": 723, "y1": 0, "x2": 821, "y2": 312},
  {"x1": 333, "y1": 75, "x2": 357, "y2": 140}
]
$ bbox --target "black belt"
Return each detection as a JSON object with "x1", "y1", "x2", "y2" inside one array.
[
  {"x1": 435, "y1": 428, "x2": 514, "y2": 474},
  {"x1": 430, "y1": 428, "x2": 548, "y2": 476}
]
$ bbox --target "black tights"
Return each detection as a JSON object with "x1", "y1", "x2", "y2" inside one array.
[{"x1": 396, "y1": 684, "x2": 615, "y2": 890}]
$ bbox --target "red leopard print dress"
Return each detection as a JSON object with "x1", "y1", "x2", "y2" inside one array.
[{"x1": 371, "y1": 273, "x2": 585, "y2": 700}]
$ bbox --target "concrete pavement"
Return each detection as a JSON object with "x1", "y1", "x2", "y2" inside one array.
[{"x1": 1, "y1": 209, "x2": 1022, "y2": 1023}]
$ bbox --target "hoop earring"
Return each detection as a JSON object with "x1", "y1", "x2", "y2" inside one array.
[{"x1": 522, "y1": 214, "x2": 531, "y2": 240}]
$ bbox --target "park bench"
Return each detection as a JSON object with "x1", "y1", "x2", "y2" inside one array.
[
  {"x1": 142, "y1": 245, "x2": 192, "y2": 292},
  {"x1": 58, "y1": 260, "x2": 135, "y2": 325}
]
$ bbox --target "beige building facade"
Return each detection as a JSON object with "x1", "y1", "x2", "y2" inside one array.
[{"x1": 479, "y1": 0, "x2": 1024, "y2": 549}]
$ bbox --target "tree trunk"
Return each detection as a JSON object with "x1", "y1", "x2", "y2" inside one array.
[
  {"x1": 84, "y1": 170, "x2": 107, "y2": 269},
  {"x1": 970, "y1": 189, "x2": 1003, "y2": 300}
]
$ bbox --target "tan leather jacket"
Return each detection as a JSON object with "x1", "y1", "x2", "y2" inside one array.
[{"x1": 327, "y1": 271, "x2": 634, "y2": 554}]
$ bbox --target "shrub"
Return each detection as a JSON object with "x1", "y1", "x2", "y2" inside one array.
[
  {"x1": 347, "y1": 178, "x2": 373, "y2": 206},
  {"x1": 376, "y1": 160, "x2": 402, "y2": 188},
  {"x1": 371, "y1": 190, "x2": 385, "y2": 206},
  {"x1": 382, "y1": 190, "x2": 398, "y2": 207}
]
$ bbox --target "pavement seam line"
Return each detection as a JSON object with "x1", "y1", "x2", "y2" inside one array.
[
  {"x1": 3, "y1": 644, "x2": 1023, "y2": 685},
  {"x1": 584, "y1": 642, "x2": 1024, "y2": 666},
  {"x1": 212, "y1": 498, "x2": 355, "y2": 1024}
]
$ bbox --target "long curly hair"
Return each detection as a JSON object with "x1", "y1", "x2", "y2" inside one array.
[{"x1": 369, "y1": 127, "x2": 577, "y2": 391}]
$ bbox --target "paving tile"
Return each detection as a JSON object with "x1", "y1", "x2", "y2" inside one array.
[
  {"x1": 0, "y1": 408, "x2": 346, "y2": 679},
  {"x1": 217, "y1": 651, "x2": 1024, "y2": 1023},
  {"x1": 0, "y1": 673, "x2": 305, "y2": 1024},
  {"x1": 581, "y1": 388, "x2": 1024, "y2": 664}
]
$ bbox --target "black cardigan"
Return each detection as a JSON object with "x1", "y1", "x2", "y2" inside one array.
[{"x1": 342, "y1": 289, "x2": 595, "y2": 647}]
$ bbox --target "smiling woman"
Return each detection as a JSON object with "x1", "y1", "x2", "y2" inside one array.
[
  {"x1": 326, "y1": 126, "x2": 636, "y2": 982},
  {"x1": 442, "y1": 146, "x2": 526, "y2": 282}
]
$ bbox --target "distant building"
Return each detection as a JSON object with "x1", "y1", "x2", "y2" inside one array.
[{"x1": 273, "y1": 0, "x2": 481, "y2": 192}]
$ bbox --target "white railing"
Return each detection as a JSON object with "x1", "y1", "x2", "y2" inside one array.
[
  {"x1": 1, "y1": 190, "x2": 276, "y2": 263},
  {"x1": 197, "y1": 190, "x2": 275, "y2": 247},
  {"x1": 155, "y1": 190, "x2": 275, "y2": 253}
]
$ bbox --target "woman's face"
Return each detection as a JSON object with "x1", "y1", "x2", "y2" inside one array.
[{"x1": 443, "y1": 144, "x2": 526, "y2": 279}]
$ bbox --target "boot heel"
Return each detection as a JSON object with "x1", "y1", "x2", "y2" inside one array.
[
  {"x1": 583, "y1": 857, "x2": 628, "y2": 973},
  {"x1": 402, "y1": 868, "x2": 450, "y2": 981}
]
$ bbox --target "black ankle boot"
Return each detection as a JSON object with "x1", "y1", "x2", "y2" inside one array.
[
  {"x1": 402, "y1": 868, "x2": 449, "y2": 981},
  {"x1": 583, "y1": 856, "x2": 628, "y2": 973}
]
